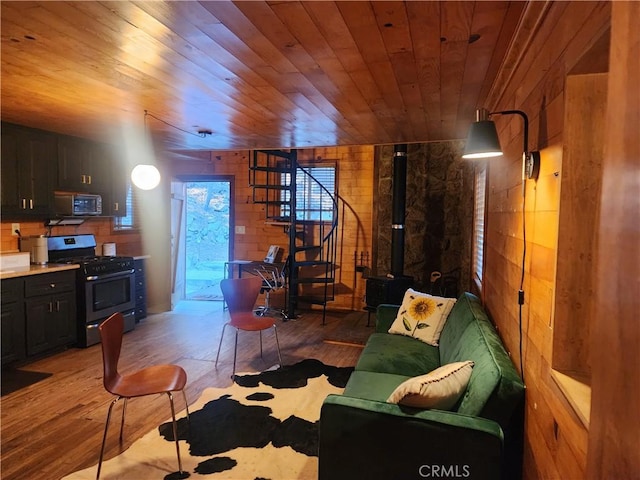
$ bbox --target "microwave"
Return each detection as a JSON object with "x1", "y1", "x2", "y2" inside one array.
[{"x1": 54, "y1": 193, "x2": 103, "y2": 216}]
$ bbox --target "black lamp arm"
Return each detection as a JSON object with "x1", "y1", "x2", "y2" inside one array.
[
  {"x1": 488, "y1": 109, "x2": 529, "y2": 155},
  {"x1": 489, "y1": 109, "x2": 539, "y2": 180}
]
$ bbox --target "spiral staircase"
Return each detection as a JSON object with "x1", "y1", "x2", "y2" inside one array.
[{"x1": 249, "y1": 149, "x2": 338, "y2": 324}]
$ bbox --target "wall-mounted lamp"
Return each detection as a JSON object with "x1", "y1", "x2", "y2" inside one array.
[
  {"x1": 463, "y1": 108, "x2": 540, "y2": 180},
  {"x1": 464, "y1": 107, "x2": 540, "y2": 383},
  {"x1": 131, "y1": 164, "x2": 161, "y2": 190}
]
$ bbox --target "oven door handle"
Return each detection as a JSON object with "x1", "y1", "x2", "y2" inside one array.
[{"x1": 85, "y1": 269, "x2": 135, "y2": 281}]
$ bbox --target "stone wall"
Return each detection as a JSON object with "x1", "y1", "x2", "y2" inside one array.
[{"x1": 373, "y1": 141, "x2": 473, "y2": 296}]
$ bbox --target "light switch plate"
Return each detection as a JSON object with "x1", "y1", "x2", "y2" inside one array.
[{"x1": 235, "y1": 225, "x2": 246, "y2": 234}]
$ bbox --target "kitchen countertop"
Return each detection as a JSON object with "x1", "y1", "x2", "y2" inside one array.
[{"x1": 0, "y1": 263, "x2": 80, "y2": 280}]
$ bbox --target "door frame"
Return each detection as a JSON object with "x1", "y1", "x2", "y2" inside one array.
[{"x1": 174, "y1": 174, "x2": 235, "y2": 299}]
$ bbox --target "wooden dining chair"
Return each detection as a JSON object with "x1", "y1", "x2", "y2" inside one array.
[
  {"x1": 215, "y1": 276, "x2": 283, "y2": 379},
  {"x1": 97, "y1": 312, "x2": 190, "y2": 480}
]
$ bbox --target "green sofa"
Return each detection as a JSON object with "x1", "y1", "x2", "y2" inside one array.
[{"x1": 319, "y1": 292, "x2": 525, "y2": 480}]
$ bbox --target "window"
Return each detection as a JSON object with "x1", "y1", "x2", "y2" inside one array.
[
  {"x1": 281, "y1": 164, "x2": 337, "y2": 222},
  {"x1": 113, "y1": 182, "x2": 138, "y2": 230},
  {"x1": 472, "y1": 166, "x2": 487, "y2": 286}
]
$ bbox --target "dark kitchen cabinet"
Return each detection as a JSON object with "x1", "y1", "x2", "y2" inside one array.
[
  {"x1": 1, "y1": 278, "x2": 26, "y2": 366},
  {"x1": 2, "y1": 122, "x2": 129, "y2": 220},
  {"x1": 24, "y1": 271, "x2": 77, "y2": 356},
  {"x1": 57, "y1": 134, "x2": 112, "y2": 202},
  {"x1": 109, "y1": 156, "x2": 129, "y2": 217},
  {"x1": 0, "y1": 122, "x2": 55, "y2": 218}
]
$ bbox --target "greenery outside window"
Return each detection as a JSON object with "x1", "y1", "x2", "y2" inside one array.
[{"x1": 281, "y1": 164, "x2": 336, "y2": 222}]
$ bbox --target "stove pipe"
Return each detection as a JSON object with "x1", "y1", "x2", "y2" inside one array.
[{"x1": 391, "y1": 144, "x2": 407, "y2": 277}]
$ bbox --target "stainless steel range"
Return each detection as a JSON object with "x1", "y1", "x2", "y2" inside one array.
[{"x1": 47, "y1": 234, "x2": 136, "y2": 347}]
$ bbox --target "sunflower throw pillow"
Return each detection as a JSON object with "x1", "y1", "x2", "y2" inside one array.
[{"x1": 388, "y1": 289, "x2": 457, "y2": 346}]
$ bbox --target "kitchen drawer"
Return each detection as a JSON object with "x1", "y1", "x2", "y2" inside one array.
[
  {"x1": 25, "y1": 271, "x2": 75, "y2": 297},
  {"x1": 1, "y1": 278, "x2": 24, "y2": 304}
]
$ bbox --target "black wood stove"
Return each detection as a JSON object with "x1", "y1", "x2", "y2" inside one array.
[{"x1": 366, "y1": 144, "x2": 414, "y2": 312}]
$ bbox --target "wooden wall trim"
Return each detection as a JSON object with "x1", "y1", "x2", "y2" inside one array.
[
  {"x1": 587, "y1": 1, "x2": 640, "y2": 476},
  {"x1": 485, "y1": 1, "x2": 554, "y2": 109},
  {"x1": 552, "y1": 72, "x2": 608, "y2": 378}
]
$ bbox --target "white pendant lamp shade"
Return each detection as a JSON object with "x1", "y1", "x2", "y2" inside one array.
[{"x1": 131, "y1": 164, "x2": 161, "y2": 190}]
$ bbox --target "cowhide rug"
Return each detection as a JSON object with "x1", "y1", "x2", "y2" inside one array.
[{"x1": 64, "y1": 359, "x2": 353, "y2": 480}]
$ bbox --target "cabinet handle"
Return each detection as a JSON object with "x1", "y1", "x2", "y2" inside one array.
[
  {"x1": 29, "y1": 198, "x2": 34, "y2": 209},
  {"x1": 81, "y1": 174, "x2": 86, "y2": 184},
  {"x1": 56, "y1": 300, "x2": 61, "y2": 311},
  {"x1": 48, "y1": 302, "x2": 53, "y2": 313},
  {"x1": 114, "y1": 202, "x2": 119, "y2": 211},
  {"x1": 87, "y1": 175, "x2": 92, "y2": 185},
  {"x1": 50, "y1": 283, "x2": 56, "y2": 289},
  {"x1": 21, "y1": 198, "x2": 26, "y2": 209}
]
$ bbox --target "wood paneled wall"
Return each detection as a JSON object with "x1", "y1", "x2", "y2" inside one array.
[
  {"x1": 169, "y1": 145, "x2": 375, "y2": 311},
  {"x1": 476, "y1": 1, "x2": 637, "y2": 478}
]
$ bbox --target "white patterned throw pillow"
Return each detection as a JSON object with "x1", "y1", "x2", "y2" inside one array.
[
  {"x1": 388, "y1": 289, "x2": 456, "y2": 346},
  {"x1": 387, "y1": 361, "x2": 475, "y2": 410}
]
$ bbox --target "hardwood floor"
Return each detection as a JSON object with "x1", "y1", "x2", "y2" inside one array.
[{"x1": 0, "y1": 301, "x2": 369, "y2": 480}]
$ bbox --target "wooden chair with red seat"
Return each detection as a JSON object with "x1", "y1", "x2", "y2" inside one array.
[
  {"x1": 215, "y1": 276, "x2": 283, "y2": 380},
  {"x1": 97, "y1": 312, "x2": 190, "y2": 480}
]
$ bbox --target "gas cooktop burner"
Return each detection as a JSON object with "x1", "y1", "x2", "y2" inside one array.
[
  {"x1": 60, "y1": 255, "x2": 133, "y2": 265},
  {"x1": 58, "y1": 255, "x2": 135, "y2": 277}
]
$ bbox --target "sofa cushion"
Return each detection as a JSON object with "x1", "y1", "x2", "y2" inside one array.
[
  {"x1": 355, "y1": 333, "x2": 440, "y2": 377},
  {"x1": 388, "y1": 289, "x2": 457, "y2": 346},
  {"x1": 386, "y1": 361, "x2": 475, "y2": 410},
  {"x1": 439, "y1": 293, "x2": 525, "y2": 429},
  {"x1": 439, "y1": 293, "x2": 486, "y2": 365},
  {"x1": 343, "y1": 370, "x2": 411, "y2": 402},
  {"x1": 375, "y1": 304, "x2": 401, "y2": 333}
]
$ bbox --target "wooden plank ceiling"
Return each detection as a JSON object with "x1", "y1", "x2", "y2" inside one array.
[{"x1": 1, "y1": 1, "x2": 525, "y2": 151}]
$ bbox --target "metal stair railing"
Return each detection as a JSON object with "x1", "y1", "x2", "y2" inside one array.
[
  {"x1": 292, "y1": 163, "x2": 338, "y2": 324},
  {"x1": 249, "y1": 149, "x2": 339, "y2": 324}
]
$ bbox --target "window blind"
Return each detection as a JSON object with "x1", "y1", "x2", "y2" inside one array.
[
  {"x1": 473, "y1": 167, "x2": 487, "y2": 284},
  {"x1": 281, "y1": 164, "x2": 336, "y2": 221}
]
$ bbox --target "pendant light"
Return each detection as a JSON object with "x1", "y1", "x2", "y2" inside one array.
[{"x1": 131, "y1": 164, "x2": 161, "y2": 190}]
